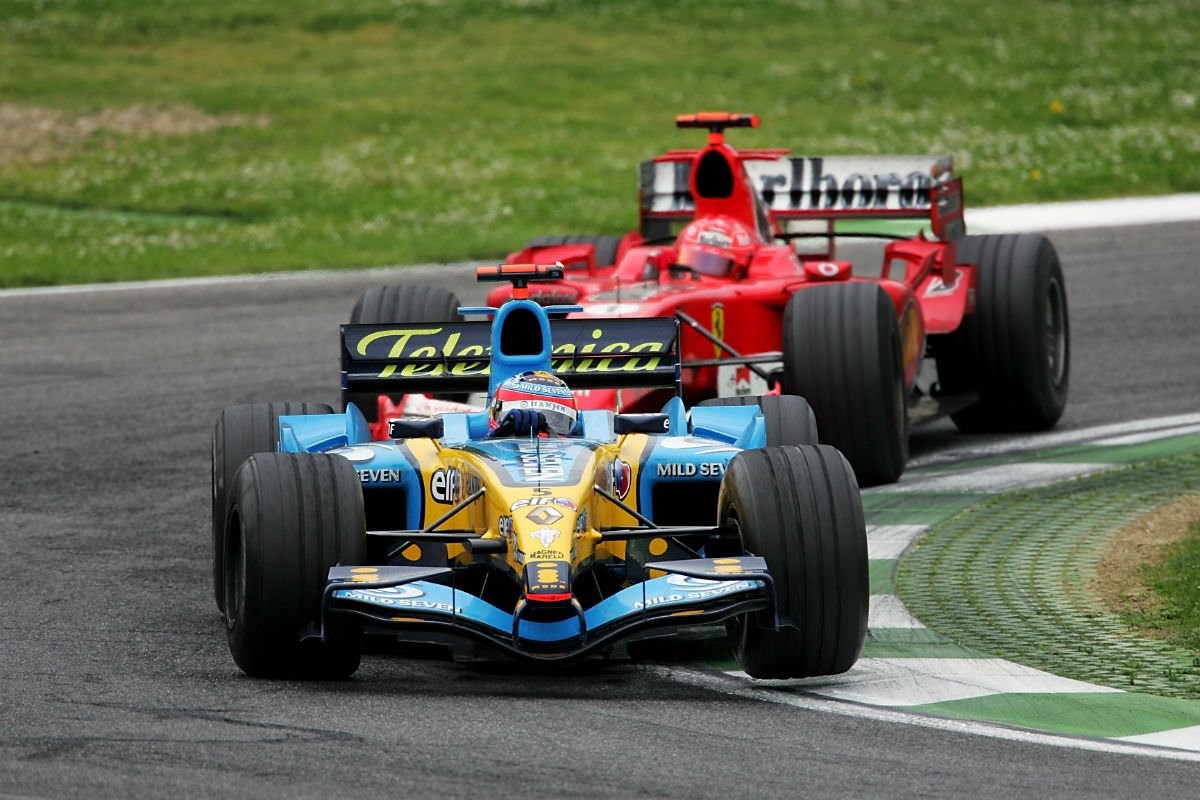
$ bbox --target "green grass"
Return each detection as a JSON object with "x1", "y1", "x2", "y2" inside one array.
[
  {"x1": 1, "y1": 0, "x2": 1197, "y2": 286},
  {"x1": 1138, "y1": 516, "x2": 1200, "y2": 653}
]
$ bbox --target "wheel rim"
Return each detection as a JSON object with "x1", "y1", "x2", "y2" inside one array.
[
  {"x1": 223, "y1": 520, "x2": 244, "y2": 630},
  {"x1": 1044, "y1": 277, "x2": 1067, "y2": 386},
  {"x1": 721, "y1": 510, "x2": 753, "y2": 647}
]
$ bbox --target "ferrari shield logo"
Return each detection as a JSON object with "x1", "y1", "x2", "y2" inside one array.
[{"x1": 711, "y1": 303, "x2": 725, "y2": 358}]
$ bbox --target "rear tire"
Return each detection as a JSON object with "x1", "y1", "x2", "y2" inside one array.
[
  {"x1": 781, "y1": 282, "x2": 907, "y2": 486},
  {"x1": 697, "y1": 394, "x2": 818, "y2": 445},
  {"x1": 224, "y1": 452, "x2": 365, "y2": 680},
  {"x1": 348, "y1": 284, "x2": 465, "y2": 418},
  {"x1": 935, "y1": 233, "x2": 1070, "y2": 432},
  {"x1": 211, "y1": 402, "x2": 334, "y2": 612},
  {"x1": 721, "y1": 446, "x2": 868, "y2": 678}
]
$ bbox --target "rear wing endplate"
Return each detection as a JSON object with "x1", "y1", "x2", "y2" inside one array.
[{"x1": 342, "y1": 317, "x2": 681, "y2": 396}]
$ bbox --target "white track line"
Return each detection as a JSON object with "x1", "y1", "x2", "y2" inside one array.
[
  {"x1": 0, "y1": 261, "x2": 476, "y2": 299},
  {"x1": 654, "y1": 666, "x2": 1200, "y2": 763},
  {"x1": 967, "y1": 193, "x2": 1200, "y2": 232}
]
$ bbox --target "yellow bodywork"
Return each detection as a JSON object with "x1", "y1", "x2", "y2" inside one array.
[{"x1": 391, "y1": 434, "x2": 655, "y2": 580}]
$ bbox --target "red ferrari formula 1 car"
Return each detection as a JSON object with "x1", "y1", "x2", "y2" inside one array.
[{"x1": 351, "y1": 113, "x2": 1069, "y2": 486}]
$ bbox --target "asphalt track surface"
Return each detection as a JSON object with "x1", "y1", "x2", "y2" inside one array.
[{"x1": 1, "y1": 222, "x2": 1197, "y2": 799}]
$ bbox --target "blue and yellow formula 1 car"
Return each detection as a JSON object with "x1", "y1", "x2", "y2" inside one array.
[{"x1": 211, "y1": 264, "x2": 868, "y2": 680}]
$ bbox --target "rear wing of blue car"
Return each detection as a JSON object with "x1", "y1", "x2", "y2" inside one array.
[{"x1": 341, "y1": 316, "x2": 681, "y2": 396}]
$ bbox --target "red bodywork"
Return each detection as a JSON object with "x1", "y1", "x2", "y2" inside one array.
[{"x1": 487, "y1": 112, "x2": 976, "y2": 414}]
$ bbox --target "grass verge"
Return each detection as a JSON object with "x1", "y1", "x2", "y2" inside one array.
[
  {"x1": 1, "y1": 0, "x2": 1198, "y2": 286},
  {"x1": 1134, "y1": 512, "x2": 1200, "y2": 653}
]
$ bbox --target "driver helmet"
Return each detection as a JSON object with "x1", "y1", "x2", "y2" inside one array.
[
  {"x1": 490, "y1": 370, "x2": 578, "y2": 436},
  {"x1": 674, "y1": 217, "x2": 756, "y2": 277}
]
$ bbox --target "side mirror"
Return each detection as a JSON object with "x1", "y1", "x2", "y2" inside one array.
[
  {"x1": 614, "y1": 413, "x2": 671, "y2": 435},
  {"x1": 387, "y1": 416, "x2": 445, "y2": 439}
]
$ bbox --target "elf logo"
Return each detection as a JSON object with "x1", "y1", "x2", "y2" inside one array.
[{"x1": 430, "y1": 468, "x2": 461, "y2": 504}]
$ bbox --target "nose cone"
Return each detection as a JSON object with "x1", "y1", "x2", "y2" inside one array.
[
  {"x1": 511, "y1": 492, "x2": 579, "y2": 562},
  {"x1": 511, "y1": 503, "x2": 581, "y2": 602},
  {"x1": 522, "y1": 559, "x2": 572, "y2": 604}
]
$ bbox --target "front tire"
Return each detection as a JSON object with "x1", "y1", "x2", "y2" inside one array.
[
  {"x1": 782, "y1": 282, "x2": 907, "y2": 486},
  {"x1": 721, "y1": 445, "x2": 868, "y2": 678},
  {"x1": 224, "y1": 452, "x2": 365, "y2": 680},
  {"x1": 211, "y1": 402, "x2": 334, "y2": 612}
]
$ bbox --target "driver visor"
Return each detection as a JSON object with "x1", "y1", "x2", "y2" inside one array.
[
  {"x1": 677, "y1": 245, "x2": 734, "y2": 276},
  {"x1": 498, "y1": 399, "x2": 577, "y2": 435}
]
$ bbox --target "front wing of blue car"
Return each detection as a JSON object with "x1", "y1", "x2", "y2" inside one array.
[{"x1": 321, "y1": 557, "x2": 772, "y2": 663}]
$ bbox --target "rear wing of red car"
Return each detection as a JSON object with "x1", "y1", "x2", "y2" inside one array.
[
  {"x1": 639, "y1": 154, "x2": 964, "y2": 241},
  {"x1": 341, "y1": 317, "x2": 681, "y2": 396}
]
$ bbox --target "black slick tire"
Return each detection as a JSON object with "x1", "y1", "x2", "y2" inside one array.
[
  {"x1": 781, "y1": 282, "x2": 907, "y2": 486},
  {"x1": 348, "y1": 284, "x2": 465, "y2": 418},
  {"x1": 223, "y1": 452, "x2": 365, "y2": 680},
  {"x1": 720, "y1": 445, "x2": 868, "y2": 678},
  {"x1": 211, "y1": 402, "x2": 334, "y2": 612},
  {"x1": 935, "y1": 233, "x2": 1070, "y2": 432}
]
